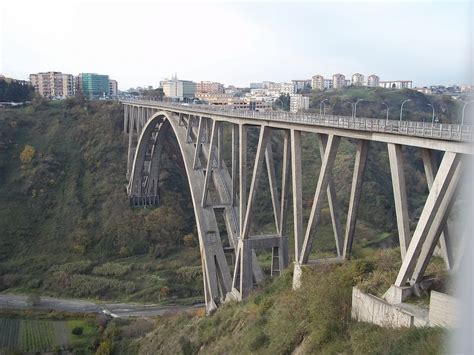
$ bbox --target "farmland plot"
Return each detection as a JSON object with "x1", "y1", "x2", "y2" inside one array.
[{"x1": 0, "y1": 318, "x2": 20, "y2": 349}]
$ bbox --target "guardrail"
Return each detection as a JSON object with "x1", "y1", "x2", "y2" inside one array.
[{"x1": 123, "y1": 99, "x2": 473, "y2": 142}]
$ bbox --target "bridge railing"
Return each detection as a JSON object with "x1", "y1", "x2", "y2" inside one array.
[{"x1": 123, "y1": 99, "x2": 472, "y2": 142}]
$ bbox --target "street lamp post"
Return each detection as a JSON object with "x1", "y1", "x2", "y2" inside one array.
[
  {"x1": 345, "y1": 101, "x2": 355, "y2": 118},
  {"x1": 461, "y1": 100, "x2": 474, "y2": 125},
  {"x1": 399, "y1": 99, "x2": 411, "y2": 122},
  {"x1": 427, "y1": 103, "x2": 435, "y2": 124},
  {"x1": 381, "y1": 102, "x2": 389, "y2": 122},
  {"x1": 319, "y1": 98, "x2": 329, "y2": 115},
  {"x1": 354, "y1": 99, "x2": 364, "y2": 118}
]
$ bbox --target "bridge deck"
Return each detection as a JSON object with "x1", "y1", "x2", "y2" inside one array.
[{"x1": 123, "y1": 100, "x2": 473, "y2": 143}]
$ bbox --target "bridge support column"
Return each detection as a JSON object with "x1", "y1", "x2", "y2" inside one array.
[
  {"x1": 385, "y1": 152, "x2": 461, "y2": 304},
  {"x1": 123, "y1": 104, "x2": 129, "y2": 133},
  {"x1": 343, "y1": 140, "x2": 369, "y2": 259},
  {"x1": 291, "y1": 129, "x2": 303, "y2": 289},
  {"x1": 299, "y1": 134, "x2": 340, "y2": 264},
  {"x1": 388, "y1": 143, "x2": 411, "y2": 259},
  {"x1": 231, "y1": 124, "x2": 238, "y2": 206},
  {"x1": 265, "y1": 142, "x2": 281, "y2": 234},
  {"x1": 193, "y1": 116, "x2": 204, "y2": 170},
  {"x1": 421, "y1": 148, "x2": 453, "y2": 269},
  {"x1": 319, "y1": 134, "x2": 343, "y2": 256},
  {"x1": 126, "y1": 106, "x2": 136, "y2": 178},
  {"x1": 279, "y1": 130, "x2": 291, "y2": 237}
]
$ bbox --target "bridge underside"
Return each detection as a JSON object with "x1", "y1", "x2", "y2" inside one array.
[{"x1": 123, "y1": 102, "x2": 471, "y2": 313}]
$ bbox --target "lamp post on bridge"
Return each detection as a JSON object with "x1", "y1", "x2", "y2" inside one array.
[
  {"x1": 461, "y1": 100, "x2": 474, "y2": 125},
  {"x1": 381, "y1": 102, "x2": 389, "y2": 122},
  {"x1": 399, "y1": 99, "x2": 412, "y2": 122},
  {"x1": 319, "y1": 98, "x2": 329, "y2": 115},
  {"x1": 354, "y1": 99, "x2": 364, "y2": 118},
  {"x1": 426, "y1": 103, "x2": 435, "y2": 124}
]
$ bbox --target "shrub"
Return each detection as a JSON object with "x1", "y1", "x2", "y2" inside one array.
[
  {"x1": 20, "y1": 145, "x2": 35, "y2": 164},
  {"x1": 183, "y1": 234, "x2": 197, "y2": 247},
  {"x1": 72, "y1": 326, "x2": 83, "y2": 336},
  {"x1": 249, "y1": 332, "x2": 270, "y2": 351},
  {"x1": 91, "y1": 262, "x2": 132, "y2": 277},
  {"x1": 26, "y1": 293, "x2": 41, "y2": 307}
]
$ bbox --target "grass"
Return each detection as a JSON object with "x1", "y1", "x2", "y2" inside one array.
[
  {"x1": 68, "y1": 319, "x2": 98, "y2": 350},
  {"x1": 133, "y1": 248, "x2": 447, "y2": 354}
]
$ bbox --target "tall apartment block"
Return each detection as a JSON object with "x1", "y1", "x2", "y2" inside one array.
[
  {"x1": 290, "y1": 94, "x2": 310, "y2": 113},
  {"x1": 29, "y1": 72, "x2": 75, "y2": 99},
  {"x1": 367, "y1": 74, "x2": 380, "y2": 87},
  {"x1": 109, "y1": 79, "x2": 118, "y2": 97},
  {"x1": 332, "y1": 73, "x2": 346, "y2": 89},
  {"x1": 311, "y1": 75, "x2": 324, "y2": 90},
  {"x1": 351, "y1": 73, "x2": 364, "y2": 86}
]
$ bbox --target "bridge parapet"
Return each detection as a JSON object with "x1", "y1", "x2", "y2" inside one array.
[{"x1": 123, "y1": 99, "x2": 473, "y2": 143}]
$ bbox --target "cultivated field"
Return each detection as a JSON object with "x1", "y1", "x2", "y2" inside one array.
[{"x1": 0, "y1": 318, "x2": 72, "y2": 352}]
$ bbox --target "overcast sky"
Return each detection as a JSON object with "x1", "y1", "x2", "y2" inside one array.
[{"x1": 1, "y1": 1, "x2": 472, "y2": 89}]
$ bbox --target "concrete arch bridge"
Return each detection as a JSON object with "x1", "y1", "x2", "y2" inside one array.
[{"x1": 122, "y1": 99, "x2": 473, "y2": 313}]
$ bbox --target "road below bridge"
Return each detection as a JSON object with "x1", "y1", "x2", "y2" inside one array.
[{"x1": 0, "y1": 294, "x2": 204, "y2": 318}]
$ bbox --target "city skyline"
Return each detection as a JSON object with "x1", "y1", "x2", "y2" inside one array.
[{"x1": 1, "y1": 1, "x2": 472, "y2": 89}]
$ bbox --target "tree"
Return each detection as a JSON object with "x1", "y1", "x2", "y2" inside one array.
[
  {"x1": 26, "y1": 293, "x2": 41, "y2": 307},
  {"x1": 159, "y1": 286, "x2": 170, "y2": 301},
  {"x1": 20, "y1": 145, "x2": 35, "y2": 164},
  {"x1": 274, "y1": 94, "x2": 290, "y2": 111}
]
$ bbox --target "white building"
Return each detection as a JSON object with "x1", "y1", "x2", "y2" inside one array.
[
  {"x1": 367, "y1": 74, "x2": 380, "y2": 87},
  {"x1": 290, "y1": 94, "x2": 310, "y2": 113},
  {"x1": 109, "y1": 79, "x2": 118, "y2": 97},
  {"x1": 352, "y1": 73, "x2": 365, "y2": 86},
  {"x1": 379, "y1": 80, "x2": 413, "y2": 89},
  {"x1": 292, "y1": 79, "x2": 311, "y2": 92},
  {"x1": 312, "y1": 75, "x2": 324, "y2": 90},
  {"x1": 324, "y1": 79, "x2": 333, "y2": 89},
  {"x1": 332, "y1": 73, "x2": 346, "y2": 89},
  {"x1": 280, "y1": 82, "x2": 296, "y2": 95},
  {"x1": 161, "y1": 75, "x2": 196, "y2": 100}
]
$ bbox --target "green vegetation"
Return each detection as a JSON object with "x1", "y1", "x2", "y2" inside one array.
[
  {"x1": 0, "y1": 99, "x2": 201, "y2": 303},
  {"x1": 132, "y1": 249, "x2": 446, "y2": 354},
  {"x1": 0, "y1": 79, "x2": 34, "y2": 102},
  {"x1": 309, "y1": 86, "x2": 464, "y2": 124}
]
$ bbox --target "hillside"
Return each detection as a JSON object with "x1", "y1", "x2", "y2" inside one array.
[
  {"x1": 0, "y1": 98, "x2": 202, "y2": 303},
  {"x1": 102, "y1": 249, "x2": 445, "y2": 354}
]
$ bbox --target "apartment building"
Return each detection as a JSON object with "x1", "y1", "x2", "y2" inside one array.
[
  {"x1": 292, "y1": 79, "x2": 311, "y2": 92},
  {"x1": 311, "y1": 75, "x2": 324, "y2": 90},
  {"x1": 351, "y1": 73, "x2": 364, "y2": 86},
  {"x1": 280, "y1": 82, "x2": 296, "y2": 95},
  {"x1": 332, "y1": 73, "x2": 346, "y2": 89},
  {"x1": 367, "y1": 74, "x2": 380, "y2": 87},
  {"x1": 195, "y1": 81, "x2": 225, "y2": 94},
  {"x1": 29, "y1": 71, "x2": 75, "y2": 99},
  {"x1": 290, "y1": 94, "x2": 310, "y2": 113},
  {"x1": 109, "y1": 79, "x2": 118, "y2": 97},
  {"x1": 324, "y1": 79, "x2": 333, "y2": 89}
]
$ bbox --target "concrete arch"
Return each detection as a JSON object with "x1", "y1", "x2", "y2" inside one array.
[{"x1": 128, "y1": 110, "x2": 232, "y2": 312}]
